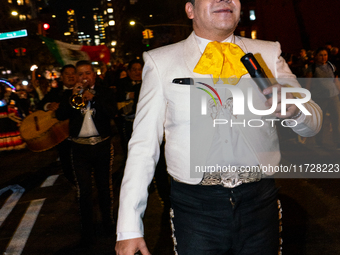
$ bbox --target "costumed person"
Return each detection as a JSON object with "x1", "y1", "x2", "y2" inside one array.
[
  {"x1": 115, "y1": 0, "x2": 323, "y2": 254},
  {"x1": 0, "y1": 82, "x2": 26, "y2": 151},
  {"x1": 38, "y1": 64, "x2": 77, "y2": 185},
  {"x1": 56, "y1": 60, "x2": 117, "y2": 246}
]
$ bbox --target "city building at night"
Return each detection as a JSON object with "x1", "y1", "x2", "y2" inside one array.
[
  {"x1": 93, "y1": 7, "x2": 106, "y2": 46},
  {"x1": 66, "y1": 9, "x2": 78, "y2": 44}
]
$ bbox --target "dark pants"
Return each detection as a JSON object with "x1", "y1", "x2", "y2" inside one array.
[
  {"x1": 57, "y1": 139, "x2": 75, "y2": 185},
  {"x1": 72, "y1": 139, "x2": 114, "y2": 240},
  {"x1": 170, "y1": 178, "x2": 279, "y2": 255}
]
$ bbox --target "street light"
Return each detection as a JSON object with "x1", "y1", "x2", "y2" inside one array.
[
  {"x1": 11, "y1": 11, "x2": 18, "y2": 16},
  {"x1": 129, "y1": 20, "x2": 136, "y2": 26}
]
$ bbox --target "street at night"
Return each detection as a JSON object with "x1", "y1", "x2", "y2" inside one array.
[{"x1": 1, "y1": 131, "x2": 340, "y2": 254}]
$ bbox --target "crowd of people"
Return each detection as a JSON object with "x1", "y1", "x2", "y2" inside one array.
[
  {"x1": 282, "y1": 44, "x2": 340, "y2": 148},
  {"x1": 1, "y1": 57, "x2": 171, "y2": 250}
]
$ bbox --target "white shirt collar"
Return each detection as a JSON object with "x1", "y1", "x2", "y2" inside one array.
[{"x1": 193, "y1": 31, "x2": 235, "y2": 54}]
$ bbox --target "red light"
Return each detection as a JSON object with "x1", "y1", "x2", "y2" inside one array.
[
  {"x1": 249, "y1": 58, "x2": 257, "y2": 70},
  {"x1": 43, "y1": 23, "x2": 50, "y2": 30},
  {"x1": 22, "y1": 48, "x2": 26, "y2": 53},
  {"x1": 14, "y1": 49, "x2": 19, "y2": 53}
]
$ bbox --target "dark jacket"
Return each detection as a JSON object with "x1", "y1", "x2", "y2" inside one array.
[{"x1": 55, "y1": 85, "x2": 117, "y2": 138}]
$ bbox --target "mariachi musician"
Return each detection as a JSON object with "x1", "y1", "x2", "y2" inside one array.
[{"x1": 55, "y1": 60, "x2": 117, "y2": 246}]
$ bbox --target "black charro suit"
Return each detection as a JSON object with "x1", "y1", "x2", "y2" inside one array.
[
  {"x1": 56, "y1": 85, "x2": 117, "y2": 138},
  {"x1": 37, "y1": 82, "x2": 64, "y2": 110},
  {"x1": 115, "y1": 77, "x2": 142, "y2": 155},
  {"x1": 56, "y1": 85, "x2": 117, "y2": 242}
]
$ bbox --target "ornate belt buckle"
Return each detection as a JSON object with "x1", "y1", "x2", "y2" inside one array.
[{"x1": 89, "y1": 137, "x2": 97, "y2": 145}]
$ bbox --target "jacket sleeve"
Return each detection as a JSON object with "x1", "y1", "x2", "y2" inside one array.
[
  {"x1": 94, "y1": 86, "x2": 118, "y2": 119},
  {"x1": 55, "y1": 90, "x2": 73, "y2": 121},
  {"x1": 116, "y1": 51, "x2": 167, "y2": 235}
]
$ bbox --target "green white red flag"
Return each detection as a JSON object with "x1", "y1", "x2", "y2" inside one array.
[{"x1": 41, "y1": 36, "x2": 110, "y2": 66}]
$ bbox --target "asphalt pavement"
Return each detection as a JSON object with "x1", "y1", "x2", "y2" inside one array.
[{"x1": 0, "y1": 129, "x2": 340, "y2": 255}]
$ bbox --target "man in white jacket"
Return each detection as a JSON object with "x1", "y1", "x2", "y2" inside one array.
[{"x1": 115, "y1": 0, "x2": 322, "y2": 254}]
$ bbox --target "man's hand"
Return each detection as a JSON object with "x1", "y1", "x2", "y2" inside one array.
[
  {"x1": 46, "y1": 102, "x2": 60, "y2": 111},
  {"x1": 115, "y1": 237, "x2": 151, "y2": 255},
  {"x1": 263, "y1": 84, "x2": 300, "y2": 119},
  {"x1": 72, "y1": 83, "x2": 83, "y2": 95},
  {"x1": 83, "y1": 89, "x2": 95, "y2": 102}
]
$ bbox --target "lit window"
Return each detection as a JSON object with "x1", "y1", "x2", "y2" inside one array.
[
  {"x1": 17, "y1": 0, "x2": 24, "y2": 5},
  {"x1": 107, "y1": 8, "x2": 113, "y2": 13},
  {"x1": 109, "y1": 15, "x2": 113, "y2": 19},
  {"x1": 19, "y1": 15, "x2": 26, "y2": 20},
  {"x1": 104, "y1": 10, "x2": 107, "y2": 15},
  {"x1": 249, "y1": 10, "x2": 256, "y2": 21},
  {"x1": 107, "y1": 3, "x2": 112, "y2": 6},
  {"x1": 251, "y1": 30, "x2": 257, "y2": 39},
  {"x1": 109, "y1": 20, "x2": 115, "y2": 26},
  {"x1": 94, "y1": 15, "x2": 97, "y2": 20},
  {"x1": 240, "y1": 31, "x2": 246, "y2": 37},
  {"x1": 25, "y1": 0, "x2": 29, "y2": 3},
  {"x1": 8, "y1": 0, "x2": 12, "y2": 3}
]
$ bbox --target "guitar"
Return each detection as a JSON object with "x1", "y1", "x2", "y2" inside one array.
[{"x1": 19, "y1": 110, "x2": 69, "y2": 152}]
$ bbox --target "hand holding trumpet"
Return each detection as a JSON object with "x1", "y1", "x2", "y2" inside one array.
[{"x1": 70, "y1": 80, "x2": 95, "y2": 109}]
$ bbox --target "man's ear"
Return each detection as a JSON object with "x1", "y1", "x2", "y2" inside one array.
[{"x1": 185, "y1": 2, "x2": 194, "y2": 19}]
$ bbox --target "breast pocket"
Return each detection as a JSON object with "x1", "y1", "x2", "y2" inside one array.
[{"x1": 166, "y1": 83, "x2": 192, "y2": 125}]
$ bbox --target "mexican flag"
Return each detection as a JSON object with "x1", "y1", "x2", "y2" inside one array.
[{"x1": 41, "y1": 36, "x2": 111, "y2": 66}]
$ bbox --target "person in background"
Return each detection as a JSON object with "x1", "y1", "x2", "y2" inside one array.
[
  {"x1": 115, "y1": 59, "x2": 143, "y2": 156},
  {"x1": 38, "y1": 64, "x2": 77, "y2": 185},
  {"x1": 306, "y1": 47, "x2": 340, "y2": 149},
  {"x1": 56, "y1": 60, "x2": 117, "y2": 246},
  {"x1": 0, "y1": 83, "x2": 26, "y2": 151},
  {"x1": 329, "y1": 47, "x2": 340, "y2": 75},
  {"x1": 31, "y1": 65, "x2": 51, "y2": 101}
]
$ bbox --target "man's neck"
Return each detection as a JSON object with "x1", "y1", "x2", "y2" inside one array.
[
  {"x1": 193, "y1": 29, "x2": 234, "y2": 42},
  {"x1": 194, "y1": 31, "x2": 234, "y2": 43}
]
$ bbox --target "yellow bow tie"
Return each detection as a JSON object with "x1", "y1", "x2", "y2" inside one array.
[{"x1": 193, "y1": 41, "x2": 248, "y2": 84}]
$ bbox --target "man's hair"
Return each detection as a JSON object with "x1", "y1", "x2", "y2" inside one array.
[
  {"x1": 314, "y1": 47, "x2": 328, "y2": 56},
  {"x1": 186, "y1": 0, "x2": 195, "y2": 4},
  {"x1": 60, "y1": 64, "x2": 76, "y2": 74},
  {"x1": 127, "y1": 59, "x2": 144, "y2": 70},
  {"x1": 76, "y1": 60, "x2": 95, "y2": 72}
]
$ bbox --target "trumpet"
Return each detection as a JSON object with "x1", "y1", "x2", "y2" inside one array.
[{"x1": 70, "y1": 80, "x2": 87, "y2": 109}]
